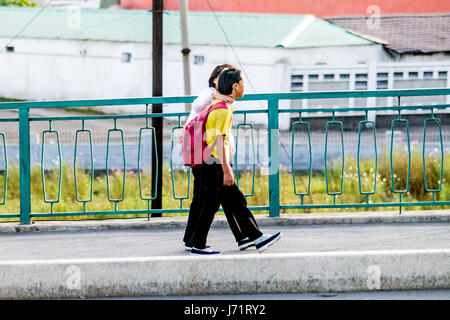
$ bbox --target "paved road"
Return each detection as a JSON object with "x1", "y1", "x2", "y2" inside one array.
[
  {"x1": 1, "y1": 222, "x2": 449, "y2": 261},
  {"x1": 112, "y1": 289, "x2": 450, "y2": 300}
]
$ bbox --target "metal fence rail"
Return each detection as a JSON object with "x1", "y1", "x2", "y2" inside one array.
[{"x1": 0, "y1": 88, "x2": 449, "y2": 224}]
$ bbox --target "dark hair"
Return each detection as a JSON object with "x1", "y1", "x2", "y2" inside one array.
[
  {"x1": 208, "y1": 64, "x2": 234, "y2": 88},
  {"x1": 217, "y1": 68, "x2": 242, "y2": 95}
]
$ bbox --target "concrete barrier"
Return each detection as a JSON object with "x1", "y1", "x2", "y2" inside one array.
[{"x1": 1, "y1": 249, "x2": 448, "y2": 299}]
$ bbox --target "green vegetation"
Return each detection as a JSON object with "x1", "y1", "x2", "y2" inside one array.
[
  {"x1": 63, "y1": 107, "x2": 106, "y2": 115},
  {"x1": 0, "y1": 97, "x2": 25, "y2": 102},
  {"x1": 0, "y1": 150, "x2": 447, "y2": 221},
  {"x1": 0, "y1": 0, "x2": 37, "y2": 7}
]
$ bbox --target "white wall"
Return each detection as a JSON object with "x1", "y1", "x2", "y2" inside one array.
[
  {"x1": 0, "y1": 39, "x2": 290, "y2": 122},
  {"x1": 0, "y1": 37, "x2": 404, "y2": 129}
]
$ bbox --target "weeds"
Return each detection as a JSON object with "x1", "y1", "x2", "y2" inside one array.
[{"x1": 0, "y1": 152, "x2": 447, "y2": 220}]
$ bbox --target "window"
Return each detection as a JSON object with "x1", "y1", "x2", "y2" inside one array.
[
  {"x1": 291, "y1": 74, "x2": 303, "y2": 92},
  {"x1": 438, "y1": 71, "x2": 447, "y2": 79},
  {"x1": 377, "y1": 73, "x2": 388, "y2": 89},
  {"x1": 377, "y1": 80, "x2": 388, "y2": 89},
  {"x1": 394, "y1": 72, "x2": 403, "y2": 79},
  {"x1": 308, "y1": 74, "x2": 319, "y2": 80},
  {"x1": 355, "y1": 73, "x2": 368, "y2": 80},
  {"x1": 355, "y1": 81, "x2": 368, "y2": 90},
  {"x1": 291, "y1": 83, "x2": 303, "y2": 91},
  {"x1": 291, "y1": 74, "x2": 303, "y2": 91},
  {"x1": 354, "y1": 74, "x2": 368, "y2": 90},
  {"x1": 121, "y1": 52, "x2": 132, "y2": 63},
  {"x1": 193, "y1": 55, "x2": 205, "y2": 65},
  {"x1": 339, "y1": 74, "x2": 350, "y2": 79},
  {"x1": 324, "y1": 74, "x2": 334, "y2": 80},
  {"x1": 394, "y1": 69, "x2": 447, "y2": 106},
  {"x1": 5, "y1": 46, "x2": 14, "y2": 53}
]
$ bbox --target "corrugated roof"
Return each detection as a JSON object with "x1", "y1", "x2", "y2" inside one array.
[
  {"x1": 288, "y1": 17, "x2": 375, "y2": 48},
  {"x1": 325, "y1": 13, "x2": 450, "y2": 54},
  {"x1": 0, "y1": 7, "x2": 375, "y2": 48}
]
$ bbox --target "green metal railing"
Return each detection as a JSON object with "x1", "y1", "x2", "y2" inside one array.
[
  {"x1": 73, "y1": 120, "x2": 93, "y2": 212},
  {"x1": 138, "y1": 107, "x2": 159, "y2": 210},
  {"x1": 291, "y1": 114, "x2": 311, "y2": 205},
  {"x1": 0, "y1": 88, "x2": 449, "y2": 224}
]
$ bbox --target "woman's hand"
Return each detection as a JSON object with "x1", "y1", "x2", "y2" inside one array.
[
  {"x1": 213, "y1": 92, "x2": 233, "y2": 103},
  {"x1": 223, "y1": 165, "x2": 235, "y2": 186},
  {"x1": 216, "y1": 135, "x2": 234, "y2": 186}
]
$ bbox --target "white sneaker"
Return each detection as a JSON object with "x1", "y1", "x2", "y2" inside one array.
[
  {"x1": 191, "y1": 247, "x2": 221, "y2": 255},
  {"x1": 185, "y1": 244, "x2": 210, "y2": 252},
  {"x1": 238, "y1": 237, "x2": 256, "y2": 250},
  {"x1": 254, "y1": 232, "x2": 282, "y2": 253}
]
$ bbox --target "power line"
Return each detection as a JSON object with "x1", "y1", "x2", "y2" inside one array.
[
  {"x1": 205, "y1": 0, "x2": 259, "y2": 95},
  {"x1": 0, "y1": 2, "x2": 50, "y2": 54},
  {"x1": 205, "y1": 0, "x2": 293, "y2": 164}
]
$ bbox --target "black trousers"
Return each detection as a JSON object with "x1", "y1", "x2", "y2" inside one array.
[{"x1": 183, "y1": 161, "x2": 263, "y2": 249}]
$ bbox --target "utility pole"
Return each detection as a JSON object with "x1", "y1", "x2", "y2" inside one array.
[
  {"x1": 179, "y1": 0, "x2": 191, "y2": 112},
  {"x1": 152, "y1": 0, "x2": 163, "y2": 216}
]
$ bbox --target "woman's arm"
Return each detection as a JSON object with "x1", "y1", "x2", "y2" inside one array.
[
  {"x1": 215, "y1": 134, "x2": 234, "y2": 186},
  {"x1": 192, "y1": 87, "x2": 215, "y2": 112},
  {"x1": 213, "y1": 91, "x2": 233, "y2": 103}
]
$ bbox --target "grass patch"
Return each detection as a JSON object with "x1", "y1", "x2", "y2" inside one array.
[
  {"x1": 0, "y1": 97, "x2": 25, "y2": 102},
  {"x1": 63, "y1": 107, "x2": 106, "y2": 115},
  {"x1": 0, "y1": 150, "x2": 448, "y2": 221}
]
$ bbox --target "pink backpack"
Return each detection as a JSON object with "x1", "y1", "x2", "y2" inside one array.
[{"x1": 182, "y1": 101, "x2": 228, "y2": 168}]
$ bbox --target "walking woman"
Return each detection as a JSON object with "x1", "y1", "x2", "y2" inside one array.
[
  {"x1": 183, "y1": 64, "x2": 255, "y2": 252},
  {"x1": 187, "y1": 67, "x2": 282, "y2": 255}
]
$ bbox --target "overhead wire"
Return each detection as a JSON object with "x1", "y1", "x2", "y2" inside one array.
[
  {"x1": 0, "y1": 1, "x2": 51, "y2": 54},
  {"x1": 204, "y1": 0, "x2": 294, "y2": 166}
]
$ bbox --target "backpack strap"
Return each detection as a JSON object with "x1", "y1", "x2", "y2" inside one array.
[
  {"x1": 206, "y1": 100, "x2": 228, "y2": 113},
  {"x1": 201, "y1": 101, "x2": 230, "y2": 159}
]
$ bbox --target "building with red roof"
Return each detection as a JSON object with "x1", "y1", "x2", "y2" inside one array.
[{"x1": 120, "y1": 0, "x2": 450, "y2": 17}]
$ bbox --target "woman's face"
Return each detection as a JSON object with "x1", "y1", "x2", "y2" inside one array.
[{"x1": 232, "y1": 74, "x2": 245, "y2": 99}]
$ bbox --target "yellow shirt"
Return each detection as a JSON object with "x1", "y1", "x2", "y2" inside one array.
[{"x1": 205, "y1": 101, "x2": 234, "y2": 159}]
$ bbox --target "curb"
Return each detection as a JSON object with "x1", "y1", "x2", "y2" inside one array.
[
  {"x1": 0, "y1": 249, "x2": 448, "y2": 298},
  {"x1": 0, "y1": 210, "x2": 449, "y2": 234}
]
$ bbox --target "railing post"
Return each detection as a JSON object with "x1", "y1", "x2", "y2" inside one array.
[
  {"x1": 19, "y1": 107, "x2": 31, "y2": 224},
  {"x1": 268, "y1": 99, "x2": 280, "y2": 217}
]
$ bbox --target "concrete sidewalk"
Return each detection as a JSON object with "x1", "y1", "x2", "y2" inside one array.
[
  {"x1": 1, "y1": 209, "x2": 449, "y2": 234},
  {"x1": 0, "y1": 210, "x2": 449, "y2": 299}
]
